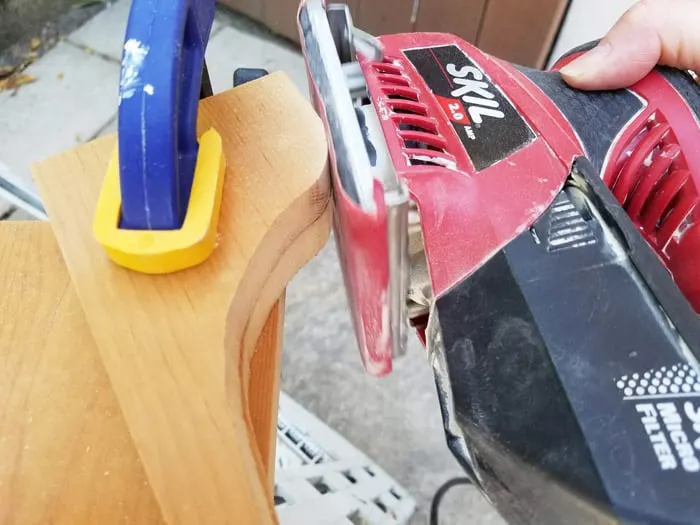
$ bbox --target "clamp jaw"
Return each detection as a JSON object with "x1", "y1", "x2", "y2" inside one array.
[{"x1": 93, "y1": 0, "x2": 225, "y2": 274}]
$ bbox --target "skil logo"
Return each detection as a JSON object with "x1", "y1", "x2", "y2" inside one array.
[{"x1": 445, "y1": 63, "x2": 506, "y2": 125}]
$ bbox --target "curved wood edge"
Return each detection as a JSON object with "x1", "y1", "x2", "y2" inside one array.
[
  {"x1": 235, "y1": 205, "x2": 332, "y2": 490},
  {"x1": 32, "y1": 73, "x2": 332, "y2": 525},
  {"x1": 249, "y1": 296, "x2": 286, "y2": 491}
]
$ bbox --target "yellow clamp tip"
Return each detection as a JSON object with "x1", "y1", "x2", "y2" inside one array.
[{"x1": 93, "y1": 128, "x2": 226, "y2": 275}]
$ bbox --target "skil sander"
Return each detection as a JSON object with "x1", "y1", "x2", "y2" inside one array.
[{"x1": 297, "y1": 1, "x2": 700, "y2": 523}]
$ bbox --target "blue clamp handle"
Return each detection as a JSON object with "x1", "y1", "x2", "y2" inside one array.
[{"x1": 117, "y1": 0, "x2": 216, "y2": 231}]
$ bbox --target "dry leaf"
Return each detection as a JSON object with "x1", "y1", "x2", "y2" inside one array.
[
  {"x1": 0, "y1": 73, "x2": 36, "y2": 92},
  {"x1": 0, "y1": 66, "x2": 16, "y2": 80},
  {"x1": 30, "y1": 37, "x2": 41, "y2": 50}
]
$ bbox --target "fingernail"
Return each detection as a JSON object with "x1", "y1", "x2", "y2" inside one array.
[{"x1": 560, "y1": 42, "x2": 611, "y2": 79}]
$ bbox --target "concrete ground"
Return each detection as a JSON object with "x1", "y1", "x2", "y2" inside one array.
[{"x1": 0, "y1": 1, "x2": 635, "y2": 523}]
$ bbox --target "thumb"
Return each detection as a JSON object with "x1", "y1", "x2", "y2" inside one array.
[{"x1": 560, "y1": 0, "x2": 700, "y2": 91}]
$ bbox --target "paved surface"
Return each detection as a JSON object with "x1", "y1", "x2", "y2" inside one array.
[{"x1": 0, "y1": 2, "x2": 505, "y2": 523}]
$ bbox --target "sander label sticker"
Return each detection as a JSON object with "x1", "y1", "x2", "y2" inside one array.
[
  {"x1": 403, "y1": 44, "x2": 535, "y2": 171},
  {"x1": 615, "y1": 363, "x2": 700, "y2": 474}
]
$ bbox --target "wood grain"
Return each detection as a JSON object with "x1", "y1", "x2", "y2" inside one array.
[
  {"x1": 0, "y1": 220, "x2": 294, "y2": 524},
  {"x1": 355, "y1": 0, "x2": 416, "y2": 37},
  {"x1": 415, "y1": 0, "x2": 488, "y2": 44},
  {"x1": 0, "y1": 222, "x2": 164, "y2": 525},
  {"x1": 262, "y1": 0, "x2": 304, "y2": 43},
  {"x1": 249, "y1": 297, "x2": 286, "y2": 491},
  {"x1": 476, "y1": 0, "x2": 569, "y2": 68},
  {"x1": 32, "y1": 72, "x2": 331, "y2": 525}
]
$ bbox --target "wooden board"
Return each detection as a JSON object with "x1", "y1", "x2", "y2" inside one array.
[
  {"x1": 476, "y1": 0, "x2": 570, "y2": 68},
  {"x1": 415, "y1": 0, "x2": 488, "y2": 44},
  {"x1": 355, "y1": 0, "x2": 416, "y2": 37},
  {"x1": 220, "y1": 0, "x2": 264, "y2": 21},
  {"x1": 0, "y1": 223, "x2": 293, "y2": 523},
  {"x1": 0, "y1": 222, "x2": 164, "y2": 525},
  {"x1": 263, "y1": 0, "x2": 303, "y2": 43},
  {"x1": 249, "y1": 297, "x2": 286, "y2": 490},
  {"x1": 33, "y1": 72, "x2": 331, "y2": 525},
  {"x1": 0, "y1": 222, "x2": 292, "y2": 525}
]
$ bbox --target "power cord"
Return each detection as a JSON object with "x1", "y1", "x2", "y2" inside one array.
[{"x1": 429, "y1": 477, "x2": 473, "y2": 525}]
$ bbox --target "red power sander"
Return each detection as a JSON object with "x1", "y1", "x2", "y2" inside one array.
[{"x1": 298, "y1": 1, "x2": 700, "y2": 523}]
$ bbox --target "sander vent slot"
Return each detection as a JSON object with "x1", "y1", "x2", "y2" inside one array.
[
  {"x1": 377, "y1": 73, "x2": 410, "y2": 87},
  {"x1": 609, "y1": 112, "x2": 699, "y2": 251},
  {"x1": 368, "y1": 61, "x2": 457, "y2": 168},
  {"x1": 545, "y1": 192, "x2": 596, "y2": 252},
  {"x1": 387, "y1": 100, "x2": 429, "y2": 115},
  {"x1": 606, "y1": 110, "x2": 700, "y2": 313},
  {"x1": 372, "y1": 62, "x2": 403, "y2": 75},
  {"x1": 395, "y1": 115, "x2": 438, "y2": 134}
]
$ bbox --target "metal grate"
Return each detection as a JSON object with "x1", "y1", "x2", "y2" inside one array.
[{"x1": 274, "y1": 393, "x2": 416, "y2": 525}]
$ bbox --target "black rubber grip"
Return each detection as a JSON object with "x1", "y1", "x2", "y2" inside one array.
[
  {"x1": 233, "y1": 68, "x2": 269, "y2": 88},
  {"x1": 516, "y1": 63, "x2": 643, "y2": 175}
]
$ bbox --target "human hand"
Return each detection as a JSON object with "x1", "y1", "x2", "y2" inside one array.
[{"x1": 560, "y1": 0, "x2": 700, "y2": 90}]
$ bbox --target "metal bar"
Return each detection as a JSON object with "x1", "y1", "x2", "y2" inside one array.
[{"x1": 0, "y1": 163, "x2": 47, "y2": 220}]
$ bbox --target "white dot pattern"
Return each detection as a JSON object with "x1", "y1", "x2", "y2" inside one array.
[{"x1": 617, "y1": 363, "x2": 700, "y2": 397}]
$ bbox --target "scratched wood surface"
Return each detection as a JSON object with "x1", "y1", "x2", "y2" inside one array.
[{"x1": 31, "y1": 72, "x2": 331, "y2": 525}]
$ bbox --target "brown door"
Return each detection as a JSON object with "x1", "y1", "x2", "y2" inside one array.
[
  {"x1": 263, "y1": 0, "x2": 303, "y2": 43},
  {"x1": 415, "y1": 0, "x2": 488, "y2": 45},
  {"x1": 354, "y1": 0, "x2": 417, "y2": 36},
  {"x1": 217, "y1": 0, "x2": 264, "y2": 22},
  {"x1": 477, "y1": 0, "x2": 570, "y2": 68}
]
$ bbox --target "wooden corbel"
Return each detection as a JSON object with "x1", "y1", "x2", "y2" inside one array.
[{"x1": 1, "y1": 72, "x2": 331, "y2": 524}]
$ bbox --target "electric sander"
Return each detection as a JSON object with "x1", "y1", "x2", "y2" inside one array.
[{"x1": 297, "y1": 1, "x2": 700, "y2": 522}]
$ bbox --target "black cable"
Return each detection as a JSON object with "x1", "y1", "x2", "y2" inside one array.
[{"x1": 429, "y1": 477, "x2": 473, "y2": 525}]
